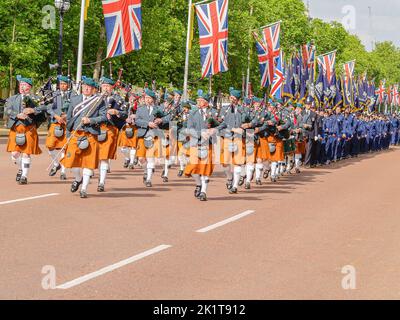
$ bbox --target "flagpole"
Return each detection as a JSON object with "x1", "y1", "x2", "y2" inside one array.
[
  {"x1": 252, "y1": 20, "x2": 282, "y2": 32},
  {"x1": 76, "y1": 0, "x2": 86, "y2": 91},
  {"x1": 183, "y1": 0, "x2": 193, "y2": 102},
  {"x1": 245, "y1": 5, "x2": 254, "y2": 98}
]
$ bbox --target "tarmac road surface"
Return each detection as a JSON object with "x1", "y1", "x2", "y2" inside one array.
[{"x1": 0, "y1": 138, "x2": 399, "y2": 299}]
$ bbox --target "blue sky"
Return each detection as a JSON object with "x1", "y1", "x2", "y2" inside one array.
[{"x1": 303, "y1": 0, "x2": 400, "y2": 51}]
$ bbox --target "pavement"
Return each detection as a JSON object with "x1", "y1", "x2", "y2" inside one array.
[{"x1": 0, "y1": 139, "x2": 399, "y2": 300}]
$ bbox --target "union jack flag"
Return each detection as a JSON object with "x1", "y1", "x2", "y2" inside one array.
[
  {"x1": 343, "y1": 60, "x2": 355, "y2": 86},
  {"x1": 253, "y1": 22, "x2": 281, "y2": 88},
  {"x1": 317, "y1": 51, "x2": 336, "y2": 87},
  {"x1": 270, "y1": 50, "x2": 284, "y2": 99},
  {"x1": 375, "y1": 80, "x2": 386, "y2": 104},
  {"x1": 102, "y1": 0, "x2": 142, "y2": 59},
  {"x1": 301, "y1": 43, "x2": 316, "y2": 81},
  {"x1": 195, "y1": 0, "x2": 229, "y2": 79}
]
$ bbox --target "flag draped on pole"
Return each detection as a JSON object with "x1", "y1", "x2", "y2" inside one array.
[
  {"x1": 317, "y1": 51, "x2": 336, "y2": 87},
  {"x1": 343, "y1": 60, "x2": 355, "y2": 107},
  {"x1": 270, "y1": 50, "x2": 284, "y2": 99},
  {"x1": 195, "y1": 0, "x2": 229, "y2": 79},
  {"x1": 101, "y1": 0, "x2": 142, "y2": 58},
  {"x1": 252, "y1": 21, "x2": 281, "y2": 88},
  {"x1": 375, "y1": 80, "x2": 386, "y2": 105},
  {"x1": 301, "y1": 43, "x2": 316, "y2": 83}
]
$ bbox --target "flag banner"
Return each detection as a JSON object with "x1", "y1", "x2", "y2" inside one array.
[
  {"x1": 270, "y1": 50, "x2": 284, "y2": 99},
  {"x1": 102, "y1": 0, "x2": 142, "y2": 58},
  {"x1": 301, "y1": 43, "x2": 316, "y2": 82},
  {"x1": 317, "y1": 51, "x2": 336, "y2": 87},
  {"x1": 253, "y1": 21, "x2": 281, "y2": 88},
  {"x1": 195, "y1": 0, "x2": 229, "y2": 79},
  {"x1": 375, "y1": 80, "x2": 386, "y2": 105}
]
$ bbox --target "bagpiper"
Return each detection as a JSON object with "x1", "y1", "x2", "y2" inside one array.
[
  {"x1": 46, "y1": 75, "x2": 76, "y2": 180},
  {"x1": 6, "y1": 75, "x2": 46, "y2": 184},
  {"x1": 61, "y1": 76, "x2": 107, "y2": 198}
]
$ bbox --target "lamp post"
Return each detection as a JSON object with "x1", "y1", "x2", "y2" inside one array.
[{"x1": 55, "y1": 0, "x2": 71, "y2": 76}]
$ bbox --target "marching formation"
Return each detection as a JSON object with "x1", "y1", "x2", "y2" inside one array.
[{"x1": 4, "y1": 75, "x2": 400, "y2": 200}]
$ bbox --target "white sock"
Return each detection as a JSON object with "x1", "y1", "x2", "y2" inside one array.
[
  {"x1": 295, "y1": 154, "x2": 302, "y2": 168},
  {"x1": 223, "y1": 165, "x2": 233, "y2": 181},
  {"x1": 271, "y1": 162, "x2": 278, "y2": 178},
  {"x1": 146, "y1": 158, "x2": 155, "y2": 182},
  {"x1": 200, "y1": 176, "x2": 209, "y2": 194},
  {"x1": 246, "y1": 164, "x2": 255, "y2": 183},
  {"x1": 129, "y1": 149, "x2": 137, "y2": 164},
  {"x1": 192, "y1": 174, "x2": 201, "y2": 186},
  {"x1": 279, "y1": 162, "x2": 286, "y2": 174},
  {"x1": 72, "y1": 168, "x2": 82, "y2": 182},
  {"x1": 121, "y1": 147, "x2": 130, "y2": 161},
  {"x1": 21, "y1": 157, "x2": 31, "y2": 178},
  {"x1": 255, "y1": 163, "x2": 263, "y2": 180},
  {"x1": 179, "y1": 155, "x2": 186, "y2": 170},
  {"x1": 99, "y1": 160, "x2": 108, "y2": 185},
  {"x1": 60, "y1": 152, "x2": 66, "y2": 174},
  {"x1": 48, "y1": 150, "x2": 60, "y2": 167},
  {"x1": 81, "y1": 168, "x2": 93, "y2": 192},
  {"x1": 164, "y1": 159, "x2": 170, "y2": 177},
  {"x1": 233, "y1": 165, "x2": 242, "y2": 188},
  {"x1": 240, "y1": 165, "x2": 246, "y2": 178},
  {"x1": 12, "y1": 153, "x2": 22, "y2": 169}
]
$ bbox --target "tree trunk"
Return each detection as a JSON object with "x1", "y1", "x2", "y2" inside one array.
[{"x1": 93, "y1": 24, "x2": 106, "y2": 81}]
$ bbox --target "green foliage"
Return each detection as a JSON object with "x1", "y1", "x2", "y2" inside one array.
[{"x1": 0, "y1": 0, "x2": 399, "y2": 97}]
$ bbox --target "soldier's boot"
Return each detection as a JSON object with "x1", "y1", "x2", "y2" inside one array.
[
  {"x1": 16, "y1": 170, "x2": 22, "y2": 182},
  {"x1": 199, "y1": 192, "x2": 207, "y2": 201},
  {"x1": 194, "y1": 185, "x2": 201, "y2": 198}
]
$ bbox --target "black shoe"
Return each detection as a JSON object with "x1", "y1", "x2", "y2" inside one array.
[
  {"x1": 60, "y1": 173, "x2": 67, "y2": 180},
  {"x1": 163, "y1": 176, "x2": 168, "y2": 183},
  {"x1": 49, "y1": 164, "x2": 61, "y2": 177},
  {"x1": 199, "y1": 192, "x2": 207, "y2": 201},
  {"x1": 18, "y1": 176, "x2": 28, "y2": 185},
  {"x1": 295, "y1": 168, "x2": 301, "y2": 174},
  {"x1": 80, "y1": 190, "x2": 88, "y2": 198},
  {"x1": 143, "y1": 173, "x2": 147, "y2": 184},
  {"x1": 71, "y1": 180, "x2": 82, "y2": 193},
  {"x1": 256, "y1": 179, "x2": 262, "y2": 185},
  {"x1": 145, "y1": 181, "x2": 152, "y2": 187},
  {"x1": 97, "y1": 184, "x2": 105, "y2": 192},
  {"x1": 177, "y1": 170, "x2": 183, "y2": 177},
  {"x1": 229, "y1": 187, "x2": 238, "y2": 194},
  {"x1": 107, "y1": 168, "x2": 111, "y2": 174},
  {"x1": 263, "y1": 170, "x2": 270, "y2": 179},
  {"x1": 226, "y1": 179, "x2": 233, "y2": 190},
  {"x1": 194, "y1": 185, "x2": 201, "y2": 198},
  {"x1": 128, "y1": 163, "x2": 134, "y2": 170},
  {"x1": 161, "y1": 170, "x2": 165, "y2": 178},
  {"x1": 16, "y1": 170, "x2": 22, "y2": 182},
  {"x1": 238, "y1": 176, "x2": 245, "y2": 186},
  {"x1": 133, "y1": 158, "x2": 138, "y2": 165},
  {"x1": 270, "y1": 176, "x2": 277, "y2": 183},
  {"x1": 244, "y1": 182, "x2": 251, "y2": 190},
  {"x1": 123, "y1": 160, "x2": 129, "y2": 168}
]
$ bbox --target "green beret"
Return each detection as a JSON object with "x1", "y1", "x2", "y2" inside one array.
[
  {"x1": 145, "y1": 88, "x2": 156, "y2": 99},
  {"x1": 100, "y1": 76, "x2": 115, "y2": 85},
  {"x1": 173, "y1": 89, "x2": 183, "y2": 96},
  {"x1": 82, "y1": 76, "x2": 98, "y2": 88},
  {"x1": 16, "y1": 75, "x2": 33, "y2": 86},
  {"x1": 276, "y1": 98, "x2": 283, "y2": 104},
  {"x1": 229, "y1": 87, "x2": 241, "y2": 99},
  {"x1": 296, "y1": 103, "x2": 303, "y2": 108},
  {"x1": 57, "y1": 75, "x2": 70, "y2": 83},
  {"x1": 196, "y1": 89, "x2": 210, "y2": 101},
  {"x1": 252, "y1": 97, "x2": 263, "y2": 103}
]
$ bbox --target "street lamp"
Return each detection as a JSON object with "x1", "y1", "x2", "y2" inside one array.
[{"x1": 55, "y1": 0, "x2": 71, "y2": 76}]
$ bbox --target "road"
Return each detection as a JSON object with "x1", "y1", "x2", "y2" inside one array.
[{"x1": 0, "y1": 138, "x2": 399, "y2": 299}]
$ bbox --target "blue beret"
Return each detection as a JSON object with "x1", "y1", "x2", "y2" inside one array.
[
  {"x1": 252, "y1": 97, "x2": 263, "y2": 103},
  {"x1": 145, "y1": 88, "x2": 156, "y2": 99},
  {"x1": 296, "y1": 103, "x2": 303, "y2": 108},
  {"x1": 305, "y1": 96, "x2": 314, "y2": 104},
  {"x1": 100, "y1": 76, "x2": 115, "y2": 85},
  {"x1": 82, "y1": 76, "x2": 98, "y2": 88},
  {"x1": 16, "y1": 75, "x2": 33, "y2": 86},
  {"x1": 244, "y1": 97, "x2": 252, "y2": 105},
  {"x1": 57, "y1": 75, "x2": 70, "y2": 83},
  {"x1": 229, "y1": 87, "x2": 241, "y2": 99}
]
